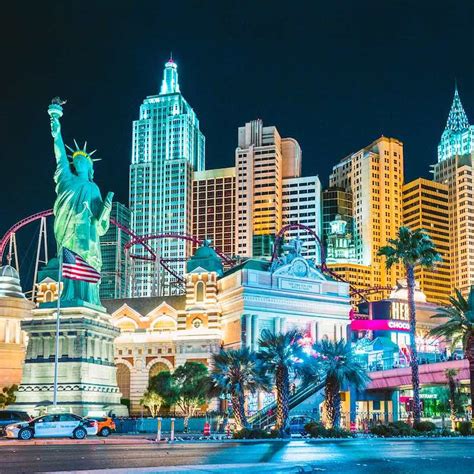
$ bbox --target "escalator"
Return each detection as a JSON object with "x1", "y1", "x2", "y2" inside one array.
[{"x1": 248, "y1": 380, "x2": 325, "y2": 429}]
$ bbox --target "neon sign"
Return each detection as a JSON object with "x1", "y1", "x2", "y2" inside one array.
[{"x1": 351, "y1": 319, "x2": 410, "y2": 332}]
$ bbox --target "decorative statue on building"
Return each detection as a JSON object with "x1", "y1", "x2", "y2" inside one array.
[
  {"x1": 48, "y1": 98, "x2": 113, "y2": 307},
  {"x1": 271, "y1": 238, "x2": 306, "y2": 272}
]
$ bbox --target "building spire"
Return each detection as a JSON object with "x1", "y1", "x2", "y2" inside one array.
[
  {"x1": 445, "y1": 84, "x2": 470, "y2": 132},
  {"x1": 160, "y1": 56, "x2": 180, "y2": 95}
]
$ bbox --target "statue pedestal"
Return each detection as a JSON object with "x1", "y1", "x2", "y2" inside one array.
[{"x1": 10, "y1": 306, "x2": 128, "y2": 417}]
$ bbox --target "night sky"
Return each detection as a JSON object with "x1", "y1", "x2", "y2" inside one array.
[{"x1": 1, "y1": 0, "x2": 473, "y2": 241}]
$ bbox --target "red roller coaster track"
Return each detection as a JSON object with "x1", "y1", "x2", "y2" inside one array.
[
  {"x1": 0, "y1": 212, "x2": 392, "y2": 300},
  {"x1": 0, "y1": 210, "x2": 235, "y2": 285}
]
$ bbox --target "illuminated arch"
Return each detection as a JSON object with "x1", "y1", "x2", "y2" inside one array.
[{"x1": 146, "y1": 357, "x2": 173, "y2": 373}]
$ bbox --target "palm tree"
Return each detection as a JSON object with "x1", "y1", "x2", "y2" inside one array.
[
  {"x1": 258, "y1": 329, "x2": 304, "y2": 437},
  {"x1": 315, "y1": 339, "x2": 370, "y2": 429},
  {"x1": 378, "y1": 226, "x2": 441, "y2": 423},
  {"x1": 431, "y1": 287, "x2": 474, "y2": 419},
  {"x1": 211, "y1": 348, "x2": 270, "y2": 430},
  {"x1": 445, "y1": 368, "x2": 459, "y2": 430}
]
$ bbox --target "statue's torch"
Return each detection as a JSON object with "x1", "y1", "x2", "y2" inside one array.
[{"x1": 48, "y1": 97, "x2": 66, "y2": 119}]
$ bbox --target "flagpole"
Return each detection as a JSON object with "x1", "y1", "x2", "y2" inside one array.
[{"x1": 53, "y1": 247, "x2": 63, "y2": 407}]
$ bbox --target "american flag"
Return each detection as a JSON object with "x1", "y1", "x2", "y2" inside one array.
[{"x1": 62, "y1": 248, "x2": 101, "y2": 283}]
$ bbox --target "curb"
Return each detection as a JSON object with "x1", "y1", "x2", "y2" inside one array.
[
  {"x1": 43, "y1": 461, "x2": 310, "y2": 474},
  {"x1": 0, "y1": 438, "x2": 156, "y2": 447}
]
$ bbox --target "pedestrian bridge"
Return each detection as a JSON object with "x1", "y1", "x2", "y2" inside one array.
[{"x1": 368, "y1": 359, "x2": 469, "y2": 390}]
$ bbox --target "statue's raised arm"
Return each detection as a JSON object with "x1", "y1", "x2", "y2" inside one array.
[{"x1": 48, "y1": 98, "x2": 70, "y2": 181}]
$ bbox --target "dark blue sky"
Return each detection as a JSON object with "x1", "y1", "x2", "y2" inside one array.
[{"x1": 1, "y1": 0, "x2": 473, "y2": 240}]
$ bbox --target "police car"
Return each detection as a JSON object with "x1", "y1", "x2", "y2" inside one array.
[{"x1": 5, "y1": 413, "x2": 98, "y2": 440}]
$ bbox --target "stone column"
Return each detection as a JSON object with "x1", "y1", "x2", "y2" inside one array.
[
  {"x1": 4, "y1": 319, "x2": 10, "y2": 343},
  {"x1": 274, "y1": 317, "x2": 282, "y2": 335},
  {"x1": 251, "y1": 315, "x2": 258, "y2": 351},
  {"x1": 245, "y1": 314, "x2": 252, "y2": 348}
]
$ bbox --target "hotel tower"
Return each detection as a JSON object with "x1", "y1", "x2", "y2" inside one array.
[{"x1": 130, "y1": 58, "x2": 205, "y2": 296}]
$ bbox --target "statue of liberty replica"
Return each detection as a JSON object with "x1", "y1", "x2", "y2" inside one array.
[
  {"x1": 49, "y1": 98, "x2": 113, "y2": 308},
  {"x1": 10, "y1": 99, "x2": 128, "y2": 417}
]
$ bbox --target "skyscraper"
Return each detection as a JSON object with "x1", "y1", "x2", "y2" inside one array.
[
  {"x1": 402, "y1": 178, "x2": 451, "y2": 304},
  {"x1": 322, "y1": 187, "x2": 353, "y2": 247},
  {"x1": 193, "y1": 167, "x2": 236, "y2": 257},
  {"x1": 282, "y1": 176, "x2": 322, "y2": 261},
  {"x1": 100, "y1": 202, "x2": 131, "y2": 300},
  {"x1": 329, "y1": 136, "x2": 404, "y2": 290},
  {"x1": 235, "y1": 119, "x2": 302, "y2": 258},
  {"x1": 130, "y1": 58, "x2": 205, "y2": 296},
  {"x1": 433, "y1": 87, "x2": 474, "y2": 295}
]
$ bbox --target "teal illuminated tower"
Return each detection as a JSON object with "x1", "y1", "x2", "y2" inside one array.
[
  {"x1": 130, "y1": 58, "x2": 205, "y2": 296},
  {"x1": 438, "y1": 86, "x2": 474, "y2": 162},
  {"x1": 433, "y1": 86, "x2": 474, "y2": 296}
]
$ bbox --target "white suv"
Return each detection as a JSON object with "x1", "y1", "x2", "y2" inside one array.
[{"x1": 5, "y1": 413, "x2": 98, "y2": 440}]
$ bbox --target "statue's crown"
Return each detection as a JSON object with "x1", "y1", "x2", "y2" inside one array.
[{"x1": 65, "y1": 139, "x2": 101, "y2": 163}]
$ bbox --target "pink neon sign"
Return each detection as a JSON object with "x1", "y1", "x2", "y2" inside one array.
[{"x1": 351, "y1": 319, "x2": 410, "y2": 332}]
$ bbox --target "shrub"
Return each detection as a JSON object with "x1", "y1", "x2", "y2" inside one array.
[
  {"x1": 414, "y1": 421, "x2": 436, "y2": 432},
  {"x1": 233, "y1": 428, "x2": 279, "y2": 439},
  {"x1": 370, "y1": 422, "x2": 416, "y2": 437},
  {"x1": 457, "y1": 421, "x2": 472, "y2": 436},
  {"x1": 304, "y1": 422, "x2": 354, "y2": 438}
]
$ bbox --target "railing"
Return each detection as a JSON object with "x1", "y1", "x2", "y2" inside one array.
[
  {"x1": 362, "y1": 352, "x2": 465, "y2": 373},
  {"x1": 248, "y1": 380, "x2": 325, "y2": 429}
]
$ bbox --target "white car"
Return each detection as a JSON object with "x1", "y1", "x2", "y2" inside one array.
[{"x1": 5, "y1": 413, "x2": 98, "y2": 440}]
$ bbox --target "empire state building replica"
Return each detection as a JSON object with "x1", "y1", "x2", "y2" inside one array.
[{"x1": 129, "y1": 57, "x2": 205, "y2": 297}]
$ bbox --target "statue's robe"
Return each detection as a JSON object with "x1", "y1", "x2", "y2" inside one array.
[{"x1": 53, "y1": 159, "x2": 108, "y2": 307}]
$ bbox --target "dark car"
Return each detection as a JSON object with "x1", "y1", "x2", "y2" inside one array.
[{"x1": 0, "y1": 411, "x2": 30, "y2": 436}]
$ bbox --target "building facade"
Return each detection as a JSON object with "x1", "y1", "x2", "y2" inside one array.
[
  {"x1": 192, "y1": 167, "x2": 236, "y2": 257},
  {"x1": 329, "y1": 136, "x2": 404, "y2": 289},
  {"x1": 402, "y1": 178, "x2": 451, "y2": 304},
  {"x1": 129, "y1": 58, "x2": 205, "y2": 296},
  {"x1": 282, "y1": 176, "x2": 322, "y2": 262},
  {"x1": 322, "y1": 187, "x2": 353, "y2": 247},
  {"x1": 0, "y1": 266, "x2": 32, "y2": 389},
  {"x1": 100, "y1": 202, "x2": 131, "y2": 300},
  {"x1": 105, "y1": 241, "x2": 351, "y2": 414},
  {"x1": 235, "y1": 120, "x2": 302, "y2": 258},
  {"x1": 433, "y1": 87, "x2": 474, "y2": 295}
]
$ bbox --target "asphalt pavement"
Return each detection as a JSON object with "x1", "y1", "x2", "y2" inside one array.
[{"x1": 1, "y1": 438, "x2": 473, "y2": 474}]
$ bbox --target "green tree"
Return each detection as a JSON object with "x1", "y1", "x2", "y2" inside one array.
[
  {"x1": 211, "y1": 348, "x2": 270, "y2": 430},
  {"x1": 315, "y1": 339, "x2": 370, "y2": 428},
  {"x1": 146, "y1": 370, "x2": 177, "y2": 412},
  {"x1": 0, "y1": 385, "x2": 17, "y2": 408},
  {"x1": 258, "y1": 329, "x2": 304, "y2": 437},
  {"x1": 140, "y1": 390, "x2": 165, "y2": 417},
  {"x1": 431, "y1": 287, "x2": 474, "y2": 419},
  {"x1": 445, "y1": 368, "x2": 459, "y2": 430},
  {"x1": 378, "y1": 227, "x2": 441, "y2": 424},
  {"x1": 172, "y1": 362, "x2": 212, "y2": 432}
]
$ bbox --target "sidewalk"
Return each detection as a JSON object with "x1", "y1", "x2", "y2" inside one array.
[{"x1": 0, "y1": 434, "x2": 155, "y2": 447}]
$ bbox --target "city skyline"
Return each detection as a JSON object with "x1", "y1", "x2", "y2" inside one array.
[{"x1": 1, "y1": 1, "x2": 473, "y2": 237}]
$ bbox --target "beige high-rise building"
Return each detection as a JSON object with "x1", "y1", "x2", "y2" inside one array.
[
  {"x1": 433, "y1": 89, "x2": 474, "y2": 295},
  {"x1": 402, "y1": 178, "x2": 451, "y2": 304},
  {"x1": 328, "y1": 136, "x2": 404, "y2": 290},
  {"x1": 235, "y1": 119, "x2": 302, "y2": 257},
  {"x1": 192, "y1": 167, "x2": 236, "y2": 257}
]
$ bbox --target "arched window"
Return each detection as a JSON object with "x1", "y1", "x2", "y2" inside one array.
[
  {"x1": 117, "y1": 317, "x2": 137, "y2": 333},
  {"x1": 149, "y1": 362, "x2": 170, "y2": 379},
  {"x1": 44, "y1": 290, "x2": 53, "y2": 302},
  {"x1": 196, "y1": 281, "x2": 205, "y2": 302},
  {"x1": 116, "y1": 363, "x2": 131, "y2": 399}
]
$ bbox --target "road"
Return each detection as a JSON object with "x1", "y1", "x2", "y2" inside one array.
[{"x1": 1, "y1": 438, "x2": 473, "y2": 474}]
